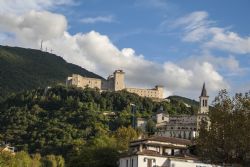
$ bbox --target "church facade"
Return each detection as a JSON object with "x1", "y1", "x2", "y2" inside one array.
[{"x1": 138, "y1": 83, "x2": 210, "y2": 140}]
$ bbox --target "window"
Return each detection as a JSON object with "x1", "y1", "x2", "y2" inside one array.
[
  {"x1": 162, "y1": 116, "x2": 164, "y2": 120},
  {"x1": 171, "y1": 149, "x2": 174, "y2": 155},
  {"x1": 147, "y1": 159, "x2": 152, "y2": 167}
]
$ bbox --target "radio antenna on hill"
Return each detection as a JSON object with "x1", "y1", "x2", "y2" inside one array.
[{"x1": 40, "y1": 40, "x2": 43, "y2": 51}]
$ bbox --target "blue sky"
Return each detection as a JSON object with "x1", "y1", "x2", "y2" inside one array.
[{"x1": 0, "y1": 0, "x2": 249, "y2": 99}]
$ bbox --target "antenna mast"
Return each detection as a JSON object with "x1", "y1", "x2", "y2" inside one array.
[{"x1": 40, "y1": 40, "x2": 43, "y2": 51}]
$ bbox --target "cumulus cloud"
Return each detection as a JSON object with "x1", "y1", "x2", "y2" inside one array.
[
  {"x1": 0, "y1": 10, "x2": 67, "y2": 48},
  {"x1": 80, "y1": 15, "x2": 115, "y2": 24},
  {"x1": 182, "y1": 53, "x2": 244, "y2": 76},
  {"x1": 173, "y1": 11, "x2": 250, "y2": 54},
  {"x1": 0, "y1": 9, "x2": 229, "y2": 98},
  {"x1": 205, "y1": 28, "x2": 250, "y2": 54},
  {"x1": 0, "y1": 0, "x2": 74, "y2": 14}
]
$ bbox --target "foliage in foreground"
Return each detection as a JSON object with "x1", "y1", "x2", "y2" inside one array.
[
  {"x1": 0, "y1": 151, "x2": 64, "y2": 167},
  {"x1": 197, "y1": 90, "x2": 250, "y2": 165}
]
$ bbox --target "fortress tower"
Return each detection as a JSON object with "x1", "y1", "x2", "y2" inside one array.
[{"x1": 113, "y1": 70, "x2": 125, "y2": 91}]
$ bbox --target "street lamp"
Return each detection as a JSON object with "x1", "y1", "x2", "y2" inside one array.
[{"x1": 130, "y1": 103, "x2": 136, "y2": 128}]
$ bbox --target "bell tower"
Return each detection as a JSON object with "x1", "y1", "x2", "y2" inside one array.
[
  {"x1": 197, "y1": 83, "x2": 210, "y2": 131},
  {"x1": 199, "y1": 83, "x2": 209, "y2": 114}
]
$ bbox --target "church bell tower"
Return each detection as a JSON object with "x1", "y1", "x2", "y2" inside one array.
[
  {"x1": 199, "y1": 83, "x2": 209, "y2": 114},
  {"x1": 196, "y1": 83, "x2": 210, "y2": 130}
]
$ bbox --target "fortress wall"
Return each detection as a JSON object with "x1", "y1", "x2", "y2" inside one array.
[
  {"x1": 67, "y1": 74, "x2": 102, "y2": 89},
  {"x1": 126, "y1": 86, "x2": 163, "y2": 99},
  {"x1": 66, "y1": 70, "x2": 164, "y2": 99}
]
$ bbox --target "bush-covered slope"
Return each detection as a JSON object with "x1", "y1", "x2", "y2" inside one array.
[
  {"x1": 0, "y1": 45, "x2": 102, "y2": 101},
  {"x1": 167, "y1": 95, "x2": 199, "y2": 107},
  {"x1": 0, "y1": 86, "x2": 195, "y2": 155}
]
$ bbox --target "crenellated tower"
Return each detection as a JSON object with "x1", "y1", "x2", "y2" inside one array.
[{"x1": 113, "y1": 70, "x2": 125, "y2": 91}]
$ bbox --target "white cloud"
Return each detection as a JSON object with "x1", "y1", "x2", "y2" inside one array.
[
  {"x1": 0, "y1": 0, "x2": 74, "y2": 14},
  {"x1": 80, "y1": 15, "x2": 115, "y2": 24},
  {"x1": 173, "y1": 11, "x2": 250, "y2": 54},
  {"x1": 183, "y1": 53, "x2": 243, "y2": 75},
  {"x1": 205, "y1": 28, "x2": 250, "y2": 54},
  {"x1": 173, "y1": 11, "x2": 211, "y2": 42},
  {"x1": 0, "y1": 10, "x2": 67, "y2": 47},
  {"x1": 0, "y1": 9, "x2": 229, "y2": 99}
]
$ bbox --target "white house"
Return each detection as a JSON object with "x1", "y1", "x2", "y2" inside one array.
[{"x1": 119, "y1": 136, "x2": 221, "y2": 167}]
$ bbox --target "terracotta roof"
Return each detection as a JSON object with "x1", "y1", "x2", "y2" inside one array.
[{"x1": 131, "y1": 136, "x2": 192, "y2": 145}]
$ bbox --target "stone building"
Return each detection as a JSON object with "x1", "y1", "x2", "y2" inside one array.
[
  {"x1": 137, "y1": 83, "x2": 210, "y2": 140},
  {"x1": 66, "y1": 70, "x2": 164, "y2": 99},
  {"x1": 126, "y1": 86, "x2": 164, "y2": 99}
]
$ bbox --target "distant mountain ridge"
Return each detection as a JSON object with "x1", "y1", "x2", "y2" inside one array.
[{"x1": 0, "y1": 45, "x2": 103, "y2": 100}]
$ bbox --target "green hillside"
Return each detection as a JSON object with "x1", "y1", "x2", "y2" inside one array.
[
  {"x1": 0, "y1": 45, "x2": 103, "y2": 101},
  {"x1": 167, "y1": 95, "x2": 199, "y2": 108},
  {"x1": 0, "y1": 85, "x2": 194, "y2": 155}
]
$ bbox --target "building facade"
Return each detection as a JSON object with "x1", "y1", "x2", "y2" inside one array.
[
  {"x1": 66, "y1": 70, "x2": 164, "y2": 99},
  {"x1": 137, "y1": 83, "x2": 209, "y2": 140},
  {"x1": 119, "y1": 136, "x2": 220, "y2": 167}
]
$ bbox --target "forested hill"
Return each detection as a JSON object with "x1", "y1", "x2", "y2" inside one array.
[
  {"x1": 0, "y1": 86, "x2": 195, "y2": 156},
  {"x1": 167, "y1": 95, "x2": 199, "y2": 107},
  {"x1": 0, "y1": 45, "x2": 102, "y2": 101}
]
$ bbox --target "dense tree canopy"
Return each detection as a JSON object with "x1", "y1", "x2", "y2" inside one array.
[
  {"x1": 196, "y1": 90, "x2": 250, "y2": 166},
  {"x1": 0, "y1": 85, "x2": 195, "y2": 166}
]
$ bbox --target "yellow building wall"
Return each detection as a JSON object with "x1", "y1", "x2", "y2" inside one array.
[
  {"x1": 66, "y1": 71, "x2": 164, "y2": 99},
  {"x1": 126, "y1": 86, "x2": 163, "y2": 99},
  {"x1": 70, "y1": 74, "x2": 102, "y2": 89}
]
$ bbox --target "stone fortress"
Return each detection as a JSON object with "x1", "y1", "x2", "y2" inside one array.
[
  {"x1": 66, "y1": 70, "x2": 164, "y2": 99},
  {"x1": 137, "y1": 83, "x2": 210, "y2": 140}
]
